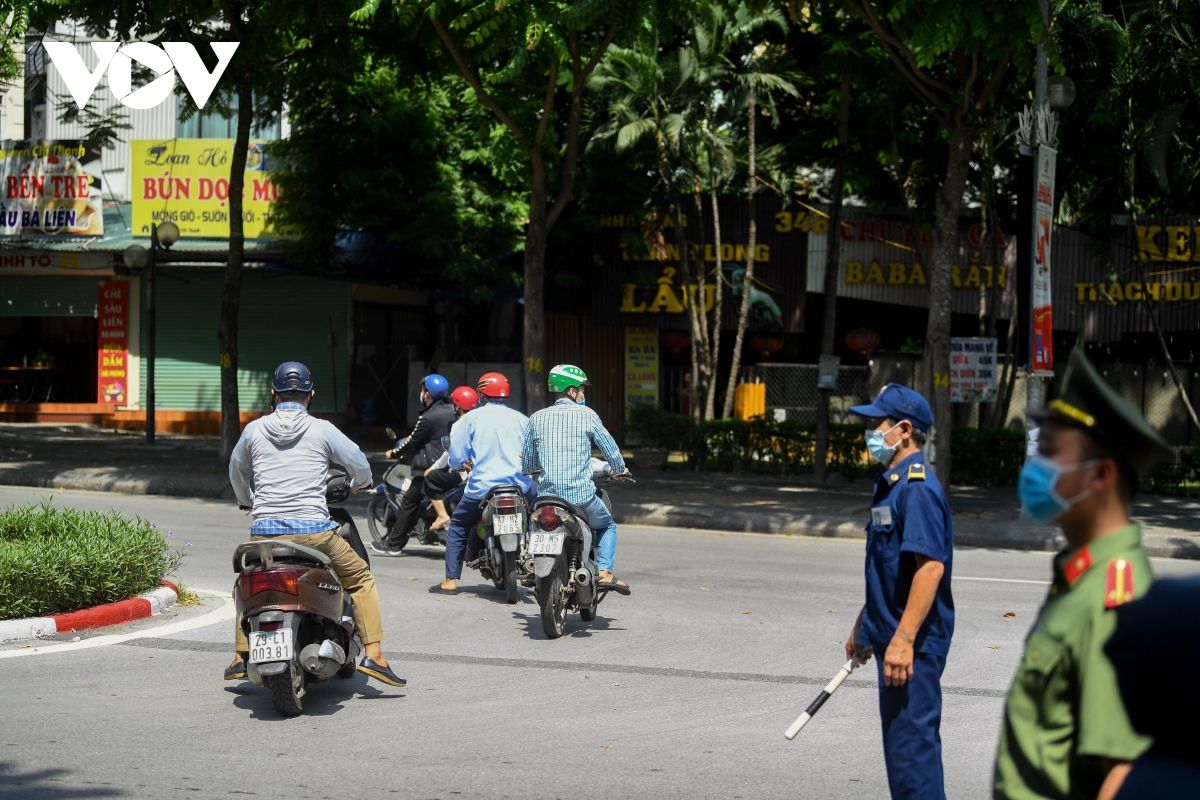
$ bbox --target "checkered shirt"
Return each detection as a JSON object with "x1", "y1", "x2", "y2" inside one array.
[{"x1": 522, "y1": 399, "x2": 626, "y2": 507}]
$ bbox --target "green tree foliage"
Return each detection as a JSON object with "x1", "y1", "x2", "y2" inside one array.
[
  {"x1": 266, "y1": 22, "x2": 526, "y2": 291},
  {"x1": 589, "y1": 0, "x2": 796, "y2": 420},
  {"x1": 842, "y1": 0, "x2": 1041, "y2": 485},
  {"x1": 1052, "y1": 0, "x2": 1200, "y2": 228},
  {"x1": 0, "y1": 5, "x2": 29, "y2": 82},
  {"x1": 354, "y1": 0, "x2": 666, "y2": 408}
]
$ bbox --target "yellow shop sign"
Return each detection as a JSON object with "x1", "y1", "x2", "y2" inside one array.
[
  {"x1": 619, "y1": 266, "x2": 716, "y2": 314},
  {"x1": 132, "y1": 138, "x2": 281, "y2": 239}
]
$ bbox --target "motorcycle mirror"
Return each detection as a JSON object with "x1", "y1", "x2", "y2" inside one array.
[{"x1": 386, "y1": 427, "x2": 397, "y2": 440}]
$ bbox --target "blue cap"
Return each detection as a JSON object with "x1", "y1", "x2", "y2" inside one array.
[{"x1": 849, "y1": 383, "x2": 934, "y2": 431}]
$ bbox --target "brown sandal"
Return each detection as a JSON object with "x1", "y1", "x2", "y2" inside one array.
[{"x1": 597, "y1": 575, "x2": 631, "y2": 595}]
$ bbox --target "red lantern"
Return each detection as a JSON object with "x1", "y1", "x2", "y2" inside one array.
[
  {"x1": 750, "y1": 333, "x2": 785, "y2": 361},
  {"x1": 845, "y1": 327, "x2": 881, "y2": 362},
  {"x1": 661, "y1": 330, "x2": 690, "y2": 358}
]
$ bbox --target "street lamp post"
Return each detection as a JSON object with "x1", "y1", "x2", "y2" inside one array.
[{"x1": 122, "y1": 221, "x2": 180, "y2": 444}]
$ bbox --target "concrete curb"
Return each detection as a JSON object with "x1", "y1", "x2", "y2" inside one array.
[
  {"x1": 616, "y1": 504, "x2": 1200, "y2": 561},
  {"x1": 0, "y1": 582, "x2": 180, "y2": 643},
  {"x1": 0, "y1": 466, "x2": 230, "y2": 499}
]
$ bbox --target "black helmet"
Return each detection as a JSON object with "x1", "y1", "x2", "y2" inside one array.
[{"x1": 272, "y1": 361, "x2": 314, "y2": 393}]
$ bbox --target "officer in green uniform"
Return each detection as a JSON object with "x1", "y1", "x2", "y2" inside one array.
[{"x1": 993, "y1": 349, "x2": 1175, "y2": 800}]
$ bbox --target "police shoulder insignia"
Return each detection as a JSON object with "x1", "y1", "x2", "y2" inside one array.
[
  {"x1": 1063, "y1": 548, "x2": 1092, "y2": 585},
  {"x1": 907, "y1": 463, "x2": 926, "y2": 481},
  {"x1": 1105, "y1": 558, "x2": 1136, "y2": 608}
]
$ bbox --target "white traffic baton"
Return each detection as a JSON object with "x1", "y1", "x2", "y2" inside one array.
[{"x1": 784, "y1": 658, "x2": 859, "y2": 740}]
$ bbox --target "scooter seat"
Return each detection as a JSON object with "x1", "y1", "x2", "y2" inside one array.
[
  {"x1": 532, "y1": 495, "x2": 590, "y2": 527},
  {"x1": 479, "y1": 483, "x2": 528, "y2": 509},
  {"x1": 233, "y1": 540, "x2": 332, "y2": 573}
]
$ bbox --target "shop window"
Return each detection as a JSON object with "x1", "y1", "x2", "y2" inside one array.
[{"x1": 0, "y1": 317, "x2": 97, "y2": 403}]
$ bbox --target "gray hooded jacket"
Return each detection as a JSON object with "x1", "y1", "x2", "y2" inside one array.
[{"x1": 229, "y1": 404, "x2": 372, "y2": 525}]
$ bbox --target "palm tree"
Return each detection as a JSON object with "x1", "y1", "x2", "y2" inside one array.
[{"x1": 591, "y1": 0, "x2": 796, "y2": 421}]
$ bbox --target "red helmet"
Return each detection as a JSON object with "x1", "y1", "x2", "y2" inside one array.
[
  {"x1": 450, "y1": 385, "x2": 479, "y2": 413},
  {"x1": 476, "y1": 371, "x2": 511, "y2": 398}
]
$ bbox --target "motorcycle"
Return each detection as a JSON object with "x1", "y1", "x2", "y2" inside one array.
[
  {"x1": 231, "y1": 470, "x2": 368, "y2": 717},
  {"x1": 464, "y1": 484, "x2": 534, "y2": 604},
  {"x1": 530, "y1": 459, "x2": 633, "y2": 638},
  {"x1": 366, "y1": 427, "x2": 453, "y2": 551}
]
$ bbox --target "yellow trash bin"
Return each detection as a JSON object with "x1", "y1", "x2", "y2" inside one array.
[{"x1": 733, "y1": 382, "x2": 766, "y2": 420}]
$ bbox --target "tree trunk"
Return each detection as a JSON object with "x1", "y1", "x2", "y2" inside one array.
[
  {"x1": 705, "y1": 188, "x2": 724, "y2": 421},
  {"x1": 922, "y1": 117, "x2": 972, "y2": 486},
  {"x1": 690, "y1": 191, "x2": 711, "y2": 421},
  {"x1": 721, "y1": 89, "x2": 758, "y2": 420},
  {"x1": 218, "y1": 76, "x2": 253, "y2": 463},
  {"x1": 815, "y1": 73, "x2": 851, "y2": 480},
  {"x1": 523, "y1": 172, "x2": 548, "y2": 413},
  {"x1": 675, "y1": 203, "x2": 704, "y2": 421}
]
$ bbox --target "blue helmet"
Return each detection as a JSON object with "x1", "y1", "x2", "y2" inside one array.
[
  {"x1": 422, "y1": 373, "x2": 450, "y2": 400},
  {"x1": 272, "y1": 361, "x2": 314, "y2": 393}
]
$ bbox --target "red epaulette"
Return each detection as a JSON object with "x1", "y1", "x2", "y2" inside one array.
[
  {"x1": 1063, "y1": 548, "x2": 1092, "y2": 585},
  {"x1": 1105, "y1": 558, "x2": 1136, "y2": 609}
]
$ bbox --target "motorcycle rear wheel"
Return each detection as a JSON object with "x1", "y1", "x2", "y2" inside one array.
[
  {"x1": 265, "y1": 661, "x2": 307, "y2": 717},
  {"x1": 538, "y1": 573, "x2": 567, "y2": 639},
  {"x1": 503, "y1": 551, "x2": 519, "y2": 605}
]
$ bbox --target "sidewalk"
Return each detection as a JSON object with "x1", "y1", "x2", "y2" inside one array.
[{"x1": 2, "y1": 423, "x2": 1198, "y2": 560}]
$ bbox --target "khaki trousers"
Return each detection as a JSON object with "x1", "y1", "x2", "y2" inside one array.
[{"x1": 235, "y1": 530, "x2": 384, "y2": 652}]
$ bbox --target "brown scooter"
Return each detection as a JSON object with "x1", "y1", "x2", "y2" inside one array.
[{"x1": 232, "y1": 473, "x2": 365, "y2": 717}]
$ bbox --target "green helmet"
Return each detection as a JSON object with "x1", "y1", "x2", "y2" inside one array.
[{"x1": 548, "y1": 364, "x2": 589, "y2": 393}]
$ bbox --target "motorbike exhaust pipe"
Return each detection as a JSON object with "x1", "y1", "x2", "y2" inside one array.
[
  {"x1": 300, "y1": 639, "x2": 347, "y2": 679},
  {"x1": 574, "y1": 568, "x2": 595, "y2": 607}
]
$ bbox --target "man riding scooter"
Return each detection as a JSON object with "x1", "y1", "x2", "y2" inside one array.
[
  {"x1": 522, "y1": 364, "x2": 633, "y2": 595},
  {"x1": 422, "y1": 385, "x2": 479, "y2": 532},
  {"x1": 372, "y1": 373, "x2": 456, "y2": 556},
  {"x1": 225, "y1": 361, "x2": 405, "y2": 687}
]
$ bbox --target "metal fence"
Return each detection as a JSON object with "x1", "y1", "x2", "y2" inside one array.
[{"x1": 749, "y1": 363, "x2": 871, "y2": 425}]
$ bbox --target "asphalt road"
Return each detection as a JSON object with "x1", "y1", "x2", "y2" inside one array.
[{"x1": 2, "y1": 486, "x2": 1197, "y2": 800}]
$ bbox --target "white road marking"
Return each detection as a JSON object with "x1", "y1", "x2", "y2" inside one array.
[
  {"x1": 0, "y1": 590, "x2": 234, "y2": 660},
  {"x1": 953, "y1": 576, "x2": 1050, "y2": 585}
]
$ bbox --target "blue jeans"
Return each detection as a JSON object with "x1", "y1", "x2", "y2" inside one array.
[{"x1": 580, "y1": 495, "x2": 618, "y2": 572}]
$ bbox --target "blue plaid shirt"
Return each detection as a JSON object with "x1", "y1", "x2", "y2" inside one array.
[
  {"x1": 251, "y1": 518, "x2": 338, "y2": 536},
  {"x1": 522, "y1": 399, "x2": 626, "y2": 507}
]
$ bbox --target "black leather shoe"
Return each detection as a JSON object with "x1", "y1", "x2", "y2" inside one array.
[
  {"x1": 224, "y1": 659, "x2": 247, "y2": 681},
  {"x1": 357, "y1": 657, "x2": 406, "y2": 688}
]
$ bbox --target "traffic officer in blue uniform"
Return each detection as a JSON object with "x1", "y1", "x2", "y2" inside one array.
[{"x1": 847, "y1": 383, "x2": 955, "y2": 800}]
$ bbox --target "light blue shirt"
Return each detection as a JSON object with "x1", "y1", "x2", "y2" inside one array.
[
  {"x1": 522, "y1": 398, "x2": 627, "y2": 507},
  {"x1": 449, "y1": 401, "x2": 534, "y2": 501}
]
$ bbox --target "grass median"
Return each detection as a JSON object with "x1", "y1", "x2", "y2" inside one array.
[{"x1": 0, "y1": 501, "x2": 183, "y2": 620}]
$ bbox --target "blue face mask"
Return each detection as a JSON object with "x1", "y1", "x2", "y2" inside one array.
[
  {"x1": 1018, "y1": 454, "x2": 1098, "y2": 524},
  {"x1": 864, "y1": 423, "x2": 901, "y2": 466}
]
